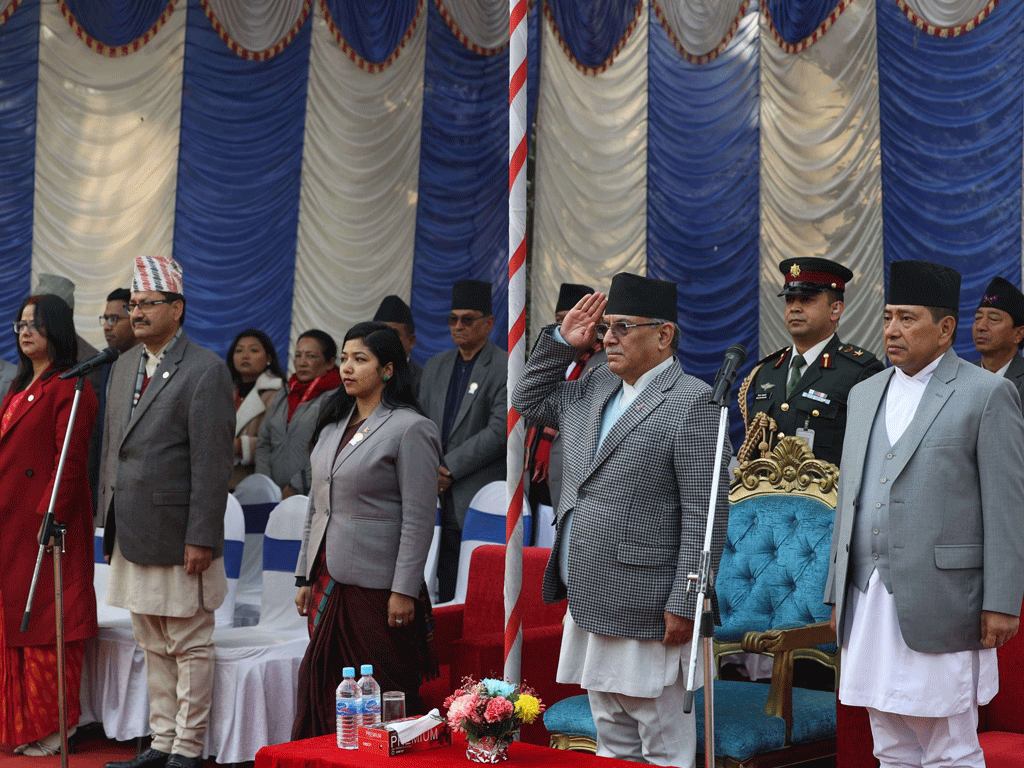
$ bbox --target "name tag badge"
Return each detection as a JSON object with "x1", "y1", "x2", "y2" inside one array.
[
  {"x1": 801, "y1": 389, "x2": 831, "y2": 404},
  {"x1": 795, "y1": 428, "x2": 815, "y2": 453},
  {"x1": 754, "y1": 392, "x2": 770, "y2": 401}
]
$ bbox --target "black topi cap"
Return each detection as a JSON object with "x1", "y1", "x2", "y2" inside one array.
[
  {"x1": 978, "y1": 276, "x2": 1024, "y2": 326},
  {"x1": 604, "y1": 273, "x2": 677, "y2": 323},
  {"x1": 555, "y1": 283, "x2": 595, "y2": 314},
  {"x1": 451, "y1": 279, "x2": 492, "y2": 315},
  {"x1": 887, "y1": 260, "x2": 960, "y2": 311},
  {"x1": 373, "y1": 295, "x2": 414, "y2": 326},
  {"x1": 777, "y1": 257, "x2": 854, "y2": 297}
]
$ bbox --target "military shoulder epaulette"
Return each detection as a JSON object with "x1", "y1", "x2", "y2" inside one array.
[
  {"x1": 835, "y1": 343, "x2": 873, "y2": 363},
  {"x1": 752, "y1": 347, "x2": 789, "y2": 370}
]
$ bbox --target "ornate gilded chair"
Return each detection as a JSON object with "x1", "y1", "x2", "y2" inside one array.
[{"x1": 544, "y1": 437, "x2": 841, "y2": 768}]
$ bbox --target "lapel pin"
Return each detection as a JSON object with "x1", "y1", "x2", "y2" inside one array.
[
  {"x1": 353, "y1": 432, "x2": 364, "y2": 443},
  {"x1": 162, "y1": 371, "x2": 169, "y2": 379},
  {"x1": 27, "y1": 394, "x2": 34, "y2": 402},
  {"x1": 468, "y1": 382, "x2": 479, "y2": 395}
]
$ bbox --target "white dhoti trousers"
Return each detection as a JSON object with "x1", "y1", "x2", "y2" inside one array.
[{"x1": 867, "y1": 707, "x2": 985, "y2": 768}]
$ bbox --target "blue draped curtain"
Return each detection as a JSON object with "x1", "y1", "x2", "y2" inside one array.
[
  {"x1": 410, "y1": 0, "x2": 509, "y2": 363},
  {"x1": 0, "y1": 0, "x2": 40, "y2": 363},
  {"x1": 877, "y1": 0, "x2": 1024, "y2": 358},
  {"x1": 173, "y1": 0, "x2": 311, "y2": 364},
  {"x1": 647, "y1": 4, "x2": 760, "y2": 448},
  {"x1": 325, "y1": 0, "x2": 418, "y2": 63},
  {"x1": 764, "y1": 0, "x2": 843, "y2": 44},
  {"x1": 547, "y1": 0, "x2": 638, "y2": 68},
  {"x1": 64, "y1": 0, "x2": 168, "y2": 45}
]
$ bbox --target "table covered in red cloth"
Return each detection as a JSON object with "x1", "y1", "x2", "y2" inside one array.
[{"x1": 256, "y1": 734, "x2": 636, "y2": 768}]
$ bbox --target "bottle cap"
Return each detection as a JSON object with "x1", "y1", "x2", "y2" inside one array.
[
  {"x1": 343, "y1": 667, "x2": 355, "y2": 678},
  {"x1": 360, "y1": 664, "x2": 373, "y2": 675}
]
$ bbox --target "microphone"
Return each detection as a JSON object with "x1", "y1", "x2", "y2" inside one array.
[
  {"x1": 59, "y1": 347, "x2": 120, "y2": 380},
  {"x1": 709, "y1": 343, "x2": 747, "y2": 407}
]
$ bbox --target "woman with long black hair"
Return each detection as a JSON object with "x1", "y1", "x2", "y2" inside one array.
[
  {"x1": 0, "y1": 294, "x2": 98, "y2": 755},
  {"x1": 291, "y1": 322, "x2": 440, "y2": 739}
]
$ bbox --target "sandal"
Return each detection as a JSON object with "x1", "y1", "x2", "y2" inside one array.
[{"x1": 15, "y1": 726, "x2": 76, "y2": 757}]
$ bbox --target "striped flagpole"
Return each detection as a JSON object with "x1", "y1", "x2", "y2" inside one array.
[{"x1": 504, "y1": 0, "x2": 529, "y2": 686}]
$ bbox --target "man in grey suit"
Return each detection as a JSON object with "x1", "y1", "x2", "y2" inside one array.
[
  {"x1": 419, "y1": 279, "x2": 507, "y2": 603},
  {"x1": 826, "y1": 260, "x2": 1024, "y2": 768},
  {"x1": 972, "y1": 275, "x2": 1024, "y2": 410},
  {"x1": 0, "y1": 357, "x2": 14, "y2": 396},
  {"x1": 101, "y1": 256, "x2": 235, "y2": 768},
  {"x1": 513, "y1": 274, "x2": 729, "y2": 766}
]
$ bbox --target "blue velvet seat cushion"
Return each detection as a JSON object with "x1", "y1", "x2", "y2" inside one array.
[
  {"x1": 716, "y1": 495, "x2": 835, "y2": 650},
  {"x1": 544, "y1": 682, "x2": 836, "y2": 762}
]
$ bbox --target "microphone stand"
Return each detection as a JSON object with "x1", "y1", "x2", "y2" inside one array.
[
  {"x1": 21, "y1": 375, "x2": 86, "y2": 768},
  {"x1": 682, "y1": 373, "x2": 735, "y2": 768}
]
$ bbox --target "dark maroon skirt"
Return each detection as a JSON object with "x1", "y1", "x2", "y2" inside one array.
[{"x1": 291, "y1": 551, "x2": 439, "y2": 740}]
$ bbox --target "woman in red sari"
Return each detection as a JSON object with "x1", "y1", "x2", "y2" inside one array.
[{"x1": 0, "y1": 294, "x2": 98, "y2": 756}]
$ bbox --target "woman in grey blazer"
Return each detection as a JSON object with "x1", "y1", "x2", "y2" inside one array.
[{"x1": 291, "y1": 322, "x2": 441, "y2": 740}]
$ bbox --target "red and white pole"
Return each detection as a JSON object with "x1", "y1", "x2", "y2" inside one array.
[{"x1": 504, "y1": 0, "x2": 528, "y2": 686}]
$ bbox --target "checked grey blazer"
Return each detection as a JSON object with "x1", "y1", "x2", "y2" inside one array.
[{"x1": 512, "y1": 330, "x2": 730, "y2": 641}]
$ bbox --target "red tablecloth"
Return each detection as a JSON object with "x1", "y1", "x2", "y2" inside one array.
[{"x1": 256, "y1": 735, "x2": 636, "y2": 768}]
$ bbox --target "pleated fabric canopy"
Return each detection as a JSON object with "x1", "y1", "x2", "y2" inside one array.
[{"x1": 1, "y1": 0, "x2": 1021, "y2": 445}]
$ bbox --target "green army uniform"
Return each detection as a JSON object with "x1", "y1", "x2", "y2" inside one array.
[{"x1": 745, "y1": 336, "x2": 883, "y2": 466}]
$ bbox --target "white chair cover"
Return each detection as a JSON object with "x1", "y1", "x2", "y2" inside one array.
[
  {"x1": 436, "y1": 481, "x2": 532, "y2": 607},
  {"x1": 215, "y1": 494, "x2": 246, "y2": 628},
  {"x1": 534, "y1": 503, "x2": 556, "y2": 548},
  {"x1": 422, "y1": 498, "x2": 442, "y2": 603},
  {"x1": 202, "y1": 494, "x2": 311, "y2": 763},
  {"x1": 232, "y1": 473, "x2": 283, "y2": 611}
]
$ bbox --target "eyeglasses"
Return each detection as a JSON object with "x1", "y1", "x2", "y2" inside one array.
[
  {"x1": 595, "y1": 321, "x2": 662, "y2": 339},
  {"x1": 448, "y1": 313, "x2": 483, "y2": 328},
  {"x1": 99, "y1": 314, "x2": 126, "y2": 327},
  {"x1": 124, "y1": 299, "x2": 171, "y2": 313},
  {"x1": 12, "y1": 321, "x2": 42, "y2": 336}
]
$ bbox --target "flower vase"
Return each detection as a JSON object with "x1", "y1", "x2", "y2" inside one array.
[{"x1": 466, "y1": 736, "x2": 512, "y2": 763}]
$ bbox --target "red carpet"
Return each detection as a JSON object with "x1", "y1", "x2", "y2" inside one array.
[{"x1": 0, "y1": 727, "x2": 232, "y2": 768}]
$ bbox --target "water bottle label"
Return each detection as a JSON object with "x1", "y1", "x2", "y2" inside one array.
[
  {"x1": 337, "y1": 700, "x2": 358, "y2": 717},
  {"x1": 363, "y1": 699, "x2": 381, "y2": 716}
]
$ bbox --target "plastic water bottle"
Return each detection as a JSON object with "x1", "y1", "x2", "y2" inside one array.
[
  {"x1": 358, "y1": 664, "x2": 382, "y2": 727},
  {"x1": 336, "y1": 667, "x2": 361, "y2": 749}
]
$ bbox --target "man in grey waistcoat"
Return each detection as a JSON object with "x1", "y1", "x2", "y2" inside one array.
[
  {"x1": 513, "y1": 274, "x2": 729, "y2": 766},
  {"x1": 101, "y1": 256, "x2": 235, "y2": 768},
  {"x1": 826, "y1": 260, "x2": 1024, "y2": 768},
  {"x1": 972, "y1": 275, "x2": 1024, "y2": 410}
]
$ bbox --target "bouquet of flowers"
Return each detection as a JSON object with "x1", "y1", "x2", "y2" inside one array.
[{"x1": 443, "y1": 677, "x2": 544, "y2": 744}]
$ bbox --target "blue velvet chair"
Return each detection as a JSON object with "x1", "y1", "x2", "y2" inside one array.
[{"x1": 544, "y1": 437, "x2": 841, "y2": 768}]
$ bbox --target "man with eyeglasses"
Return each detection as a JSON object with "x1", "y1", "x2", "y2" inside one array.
[
  {"x1": 740, "y1": 257, "x2": 882, "y2": 467},
  {"x1": 90, "y1": 287, "x2": 140, "y2": 523},
  {"x1": 512, "y1": 272, "x2": 730, "y2": 767},
  {"x1": 418, "y1": 279, "x2": 507, "y2": 603},
  {"x1": 100, "y1": 256, "x2": 234, "y2": 768}
]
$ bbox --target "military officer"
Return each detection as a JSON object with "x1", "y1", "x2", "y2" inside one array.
[{"x1": 742, "y1": 257, "x2": 883, "y2": 466}]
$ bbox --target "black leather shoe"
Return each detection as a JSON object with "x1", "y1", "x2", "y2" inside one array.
[
  {"x1": 165, "y1": 754, "x2": 201, "y2": 768},
  {"x1": 104, "y1": 748, "x2": 170, "y2": 768}
]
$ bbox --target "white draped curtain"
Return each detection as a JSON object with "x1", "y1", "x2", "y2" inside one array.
[
  {"x1": 290, "y1": 4, "x2": 426, "y2": 350},
  {"x1": 902, "y1": 0, "x2": 994, "y2": 26},
  {"x1": 206, "y1": 0, "x2": 307, "y2": 51},
  {"x1": 439, "y1": 0, "x2": 507, "y2": 49},
  {"x1": 656, "y1": 0, "x2": 746, "y2": 57},
  {"x1": 531, "y1": 1, "x2": 649, "y2": 333},
  {"x1": 758, "y1": 0, "x2": 884, "y2": 359},
  {"x1": 33, "y1": 0, "x2": 186, "y2": 348}
]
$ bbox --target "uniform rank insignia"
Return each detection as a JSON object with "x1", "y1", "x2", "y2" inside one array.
[{"x1": 820, "y1": 352, "x2": 833, "y2": 369}]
